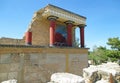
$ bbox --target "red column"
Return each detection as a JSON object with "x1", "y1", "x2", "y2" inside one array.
[
  {"x1": 25, "y1": 31, "x2": 32, "y2": 45},
  {"x1": 67, "y1": 23, "x2": 73, "y2": 46},
  {"x1": 80, "y1": 26, "x2": 85, "y2": 48},
  {"x1": 49, "y1": 19, "x2": 56, "y2": 46}
]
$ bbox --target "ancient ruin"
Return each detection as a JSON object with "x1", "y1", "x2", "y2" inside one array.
[{"x1": 0, "y1": 4, "x2": 88, "y2": 83}]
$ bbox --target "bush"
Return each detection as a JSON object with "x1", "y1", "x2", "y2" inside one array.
[{"x1": 88, "y1": 47, "x2": 120, "y2": 65}]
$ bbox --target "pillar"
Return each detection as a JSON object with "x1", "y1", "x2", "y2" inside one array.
[
  {"x1": 25, "y1": 31, "x2": 32, "y2": 45},
  {"x1": 65, "y1": 21, "x2": 74, "y2": 46},
  {"x1": 73, "y1": 28, "x2": 76, "y2": 46},
  {"x1": 48, "y1": 16, "x2": 58, "y2": 47},
  {"x1": 79, "y1": 25, "x2": 86, "y2": 48}
]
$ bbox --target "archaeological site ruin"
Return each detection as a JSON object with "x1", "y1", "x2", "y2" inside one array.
[{"x1": 0, "y1": 4, "x2": 89, "y2": 83}]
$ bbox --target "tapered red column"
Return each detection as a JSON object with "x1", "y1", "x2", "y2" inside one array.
[
  {"x1": 48, "y1": 16, "x2": 58, "y2": 47},
  {"x1": 79, "y1": 25, "x2": 85, "y2": 48},
  {"x1": 67, "y1": 23, "x2": 73, "y2": 46},
  {"x1": 25, "y1": 31, "x2": 32, "y2": 45},
  {"x1": 65, "y1": 21, "x2": 74, "y2": 46}
]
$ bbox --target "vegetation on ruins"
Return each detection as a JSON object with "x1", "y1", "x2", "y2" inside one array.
[{"x1": 89, "y1": 37, "x2": 120, "y2": 65}]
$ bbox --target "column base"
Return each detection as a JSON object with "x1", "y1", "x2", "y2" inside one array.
[
  {"x1": 81, "y1": 46, "x2": 85, "y2": 48},
  {"x1": 49, "y1": 44, "x2": 55, "y2": 47},
  {"x1": 25, "y1": 42, "x2": 32, "y2": 45}
]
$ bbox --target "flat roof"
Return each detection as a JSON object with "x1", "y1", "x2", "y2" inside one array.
[{"x1": 46, "y1": 4, "x2": 86, "y2": 19}]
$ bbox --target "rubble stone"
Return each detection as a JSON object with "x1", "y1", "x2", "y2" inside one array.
[
  {"x1": 83, "y1": 62, "x2": 120, "y2": 83},
  {"x1": 1, "y1": 79, "x2": 17, "y2": 83},
  {"x1": 49, "y1": 73, "x2": 85, "y2": 83}
]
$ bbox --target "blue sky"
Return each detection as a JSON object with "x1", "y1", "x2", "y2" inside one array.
[{"x1": 0, "y1": 0, "x2": 120, "y2": 50}]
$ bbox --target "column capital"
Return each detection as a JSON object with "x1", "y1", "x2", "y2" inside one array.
[
  {"x1": 78, "y1": 24, "x2": 86, "y2": 28},
  {"x1": 47, "y1": 15, "x2": 58, "y2": 20},
  {"x1": 64, "y1": 20, "x2": 74, "y2": 25}
]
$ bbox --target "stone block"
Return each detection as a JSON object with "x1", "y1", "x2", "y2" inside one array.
[
  {"x1": 24, "y1": 66, "x2": 40, "y2": 73},
  {"x1": 69, "y1": 54, "x2": 88, "y2": 75},
  {"x1": 24, "y1": 73, "x2": 39, "y2": 83},
  {"x1": 0, "y1": 73, "x2": 8, "y2": 82},
  {"x1": 0, "y1": 64, "x2": 10, "y2": 73},
  {"x1": 0, "y1": 54, "x2": 11, "y2": 63},
  {"x1": 8, "y1": 72, "x2": 18, "y2": 79},
  {"x1": 10, "y1": 63, "x2": 20, "y2": 72},
  {"x1": 30, "y1": 54, "x2": 39, "y2": 65},
  {"x1": 11, "y1": 54, "x2": 20, "y2": 63},
  {"x1": 50, "y1": 73, "x2": 85, "y2": 83},
  {"x1": 24, "y1": 60, "x2": 32, "y2": 66},
  {"x1": 1, "y1": 79, "x2": 17, "y2": 83},
  {"x1": 24, "y1": 54, "x2": 30, "y2": 60}
]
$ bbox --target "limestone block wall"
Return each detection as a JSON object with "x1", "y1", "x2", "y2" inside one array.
[
  {"x1": 0, "y1": 53, "x2": 20, "y2": 82},
  {"x1": 0, "y1": 37, "x2": 24, "y2": 45},
  {"x1": 69, "y1": 54, "x2": 88, "y2": 75},
  {"x1": 27, "y1": 12, "x2": 50, "y2": 46},
  {"x1": 30, "y1": 19, "x2": 50, "y2": 46},
  {"x1": 0, "y1": 46, "x2": 88, "y2": 83}
]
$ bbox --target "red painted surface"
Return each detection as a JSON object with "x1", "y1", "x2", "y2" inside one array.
[
  {"x1": 49, "y1": 19, "x2": 56, "y2": 46},
  {"x1": 80, "y1": 27, "x2": 84, "y2": 47},
  {"x1": 67, "y1": 23, "x2": 73, "y2": 46},
  {"x1": 25, "y1": 31, "x2": 32, "y2": 45},
  {"x1": 55, "y1": 32, "x2": 66, "y2": 43}
]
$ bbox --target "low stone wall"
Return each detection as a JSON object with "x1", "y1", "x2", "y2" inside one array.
[
  {"x1": 0, "y1": 37, "x2": 24, "y2": 45},
  {"x1": 0, "y1": 45, "x2": 88, "y2": 83}
]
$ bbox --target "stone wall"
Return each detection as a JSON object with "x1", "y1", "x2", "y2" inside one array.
[
  {"x1": 0, "y1": 37, "x2": 24, "y2": 45},
  {"x1": 30, "y1": 18, "x2": 50, "y2": 46},
  {"x1": 0, "y1": 46, "x2": 88, "y2": 83}
]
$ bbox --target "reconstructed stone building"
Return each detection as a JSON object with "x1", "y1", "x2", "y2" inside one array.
[{"x1": 0, "y1": 4, "x2": 89, "y2": 83}]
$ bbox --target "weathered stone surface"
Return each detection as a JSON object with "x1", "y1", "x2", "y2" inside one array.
[
  {"x1": 30, "y1": 53, "x2": 39, "y2": 65},
  {"x1": 49, "y1": 73, "x2": 85, "y2": 83},
  {"x1": 0, "y1": 37, "x2": 24, "y2": 45},
  {"x1": 83, "y1": 65, "x2": 100, "y2": 83},
  {"x1": 24, "y1": 73, "x2": 39, "y2": 83},
  {"x1": 83, "y1": 62, "x2": 120, "y2": 83},
  {"x1": 69, "y1": 54, "x2": 88, "y2": 75},
  {"x1": 0, "y1": 73, "x2": 8, "y2": 82},
  {"x1": 1, "y1": 79, "x2": 17, "y2": 83},
  {"x1": 98, "y1": 62, "x2": 120, "y2": 77},
  {"x1": 31, "y1": 18, "x2": 50, "y2": 46},
  {"x1": 0, "y1": 64, "x2": 10, "y2": 73},
  {"x1": 11, "y1": 54, "x2": 20, "y2": 63},
  {"x1": 0, "y1": 54, "x2": 11, "y2": 63},
  {"x1": 24, "y1": 60, "x2": 32, "y2": 66},
  {"x1": 8, "y1": 72, "x2": 18, "y2": 79},
  {"x1": 95, "y1": 79, "x2": 109, "y2": 83},
  {"x1": 10, "y1": 63, "x2": 20, "y2": 72},
  {"x1": 24, "y1": 54, "x2": 30, "y2": 60},
  {"x1": 0, "y1": 48, "x2": 88, "y2": 83}
]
